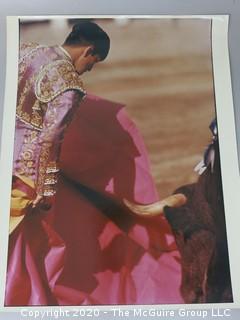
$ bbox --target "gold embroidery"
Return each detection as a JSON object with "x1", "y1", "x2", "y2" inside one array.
[
  {"x1": 46, "y1": 161, "x2": 59, "y2": 174},
  {"x1": 35, "y1": 60, "x2": 86, "y2": 103},
  {"x1": 36, "y1": 97, "x2": 61, "y2": 196},
  {"x1": 18, "y1": 46, "x2": 57, "y2": 111},
  {"x1": 19, "y1": 64, "x2": 26, "y2": 74},
  {"x1": 18, "y1": 61, "x2": 28, "y2": 87},
  {"x1": 17, "y1": 59, "x2": 85, "y2": 130},
  {"x1": 17, "y1": 77, "x2": 33, "y2": 121},
  {"x1": 16, "y1": 130, "x2": 38, "y2": 179},
  {"x1": 31, "y1": 108, "x2": 43, "y2": 128},
  {"x1": 16, "y1": 73, "x2": 44, "y2": 129},
  {"x1": 18, "y1": 44, "x2": 46, "y2": 85},
  {"x1": 32, "y1": 100, "x2": 41, "y2": 111},
  {"x1": 36, "y1": 142, "x2": 51, "y2": 196},
  {"x1": 22, "y1": 150, "x2": 33, "y2": 160},
  {"x1": 20, "y1": 42, "x2": 39, "y2": 53},
  {"x1": 44, "y1": 175, "x2": 58, "y2": 185},
  {"x1": 26, "y1": 161, "x2": 34, "y2": 168},
  {"x1": 42, "y1": 186, "x2": 57, "y2": 197}
]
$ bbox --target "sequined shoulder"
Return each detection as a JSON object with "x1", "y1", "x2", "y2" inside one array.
[
  {"x1": 35, "y1": 60, "x2": 86, "y2": 103},
  {"x1": 19, "y1": 42, "x2": 40, "y2": 61}
]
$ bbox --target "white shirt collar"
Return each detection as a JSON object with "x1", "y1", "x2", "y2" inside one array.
[{"x1": 58, "y1": 46, "x2": 72, "y2": 61}]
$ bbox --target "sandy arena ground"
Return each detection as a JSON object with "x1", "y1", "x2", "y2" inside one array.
[{"x1": 20, "y1": 18, "x2": 215, "y2": 198}]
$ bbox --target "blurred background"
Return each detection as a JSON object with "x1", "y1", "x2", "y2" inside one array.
[{"x1": 20, "y1": 17, "x2": 215, "y2": 198}]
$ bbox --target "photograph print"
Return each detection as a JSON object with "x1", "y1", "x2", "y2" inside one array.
[{"x1": 4, "y1": 16, "x2": 233, "y2": 306}]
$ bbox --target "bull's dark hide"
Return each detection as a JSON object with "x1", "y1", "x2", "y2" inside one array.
[{"x1": 164, "y1": 141, "x2": 233, "y2": 303}]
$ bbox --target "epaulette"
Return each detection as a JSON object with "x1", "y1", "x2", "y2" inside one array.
[{"x1": 35, "y1": 60, "x2": 86, "y2": 103}]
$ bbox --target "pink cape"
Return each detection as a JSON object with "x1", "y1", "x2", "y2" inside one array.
[{"x1": 5, "y1": 94, "x2": 183, "y2": 306}]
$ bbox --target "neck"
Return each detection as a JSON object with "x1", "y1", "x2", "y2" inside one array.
[{"x1": 62, "y1": 45, "x2": 84, "y2": 63}]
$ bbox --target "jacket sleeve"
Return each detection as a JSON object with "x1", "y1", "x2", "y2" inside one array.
[{"x1": 35, "y1": 90, "x2": 82, "y2": 196}]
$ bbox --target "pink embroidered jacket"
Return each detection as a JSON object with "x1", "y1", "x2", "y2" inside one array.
[{"x1": 13, "y1": 43, "x2": 86, "y2": 196}]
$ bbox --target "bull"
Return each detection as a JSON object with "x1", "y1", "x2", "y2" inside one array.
[{"x1": 124, "y1": 121, "x2": 233, "y2": 303}]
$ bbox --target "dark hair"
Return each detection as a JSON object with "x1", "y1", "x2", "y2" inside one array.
[{"x1": 64, "y1": 21, "x2": 110, "y2": 61}]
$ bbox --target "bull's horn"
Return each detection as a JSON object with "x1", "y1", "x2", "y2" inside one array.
[{"x1": 123, "y1": 193, "x2": 187, "y2": 217}]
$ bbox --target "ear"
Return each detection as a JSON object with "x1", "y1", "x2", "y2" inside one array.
[{"x1": 83, "y1": 45, "x2": 94, "y2": 57}]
